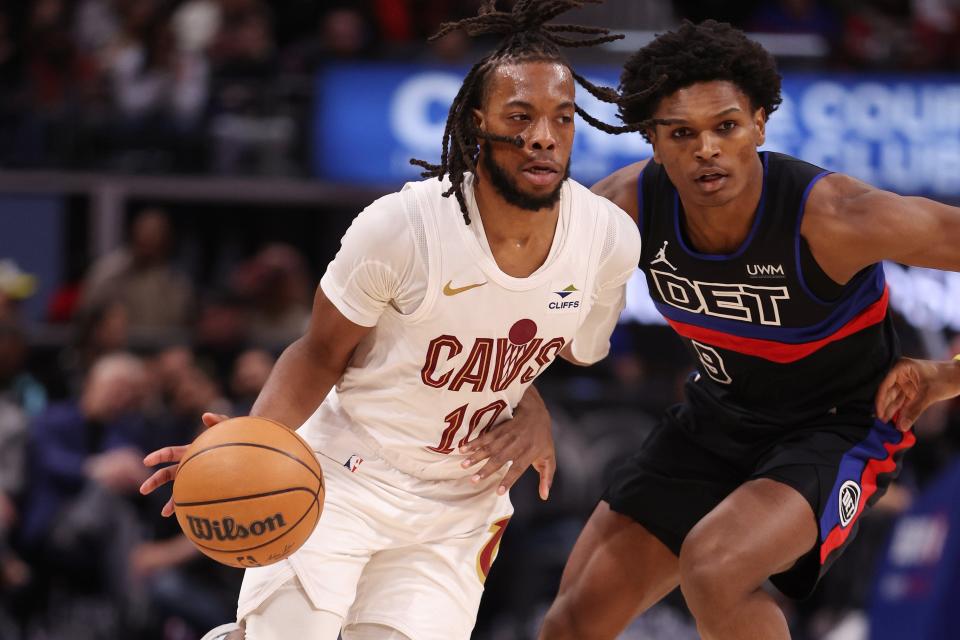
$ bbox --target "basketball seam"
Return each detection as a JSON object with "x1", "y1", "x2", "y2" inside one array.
[
  {"x1": 250, "y1": 417, "x2": 322, "y2": 482},
  {"x1": 174, "y1": 486, "x2": 315, "y2": 507},
  {"x1": 178, "y1": 442, "x2": 323, "y2": 489},
  {"x1": 186, "y1": 493, "x2": 321, "y2": 555}
]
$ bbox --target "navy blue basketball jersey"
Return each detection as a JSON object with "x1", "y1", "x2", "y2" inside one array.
[{"x1": 637, "y1": 151, "x2": 900, "y2": 426}]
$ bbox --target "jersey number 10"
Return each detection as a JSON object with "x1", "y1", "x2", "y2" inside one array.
[{"x1": 426, "y1": 400, "x2": 510, "y2": 455}]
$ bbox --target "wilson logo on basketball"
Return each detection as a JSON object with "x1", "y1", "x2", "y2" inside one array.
[{"x1": 186, "y1": 513, "x2": 288, "y2": 542}]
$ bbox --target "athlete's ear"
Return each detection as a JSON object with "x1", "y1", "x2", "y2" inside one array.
[
  {"x1": 648, "y1": 129, "x2": 660, "y2": 163},
  {"x1": 754, "y1": 107, "x2": 766, "y2": 146},
  {"x1": 472, "y1": 108, "x2": 485, "y2": 133}
]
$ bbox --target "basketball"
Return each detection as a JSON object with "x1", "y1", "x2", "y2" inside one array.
[{"x1": 172, "y1": 416, "x2": 324, "y2": 568}]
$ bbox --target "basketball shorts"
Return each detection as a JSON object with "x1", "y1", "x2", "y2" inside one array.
[
  {"x1": 236, "y1": 426, "x2": 513, "y2": 640},
  {"x1": 602, "y1": 402, "x2": 915, "y2": 599}
]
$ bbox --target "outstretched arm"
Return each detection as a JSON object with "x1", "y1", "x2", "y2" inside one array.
[
  {"x1": 249, "y1": 288, "x2": 370, "y2": 426},
  {"x1": 141, "y1": 287, "x2": 372, "y2": 515},
  {"x1": 803, "y1": 173, "x2": 960, "y2": 284}
]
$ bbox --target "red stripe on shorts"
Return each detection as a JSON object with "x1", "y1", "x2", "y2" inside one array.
[{"x1": 819, "y1": 429, "x2": 916, "y2": 564}]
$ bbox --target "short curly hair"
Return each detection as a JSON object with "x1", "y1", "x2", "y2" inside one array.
[{"x1": 618, "y1": 20, "x2": 782, "y2": 140}]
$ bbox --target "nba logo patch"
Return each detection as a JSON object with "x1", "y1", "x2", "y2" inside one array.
[
  {"x1": 839, "y1": 480, "x2": 861, "y2": 527},
  {"x1": 344, "y1": 454, "x2": 364, "y2": 473}
]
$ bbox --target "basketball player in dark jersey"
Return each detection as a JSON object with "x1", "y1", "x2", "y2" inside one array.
[{"x1": 539, "y1": 20, "x2": 960, "y2": 640}]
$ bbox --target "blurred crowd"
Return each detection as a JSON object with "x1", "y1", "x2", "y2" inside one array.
[
  {"x1": 2, "y1": 0, "x2": 960, "y2": 175},
  {"x1": 0, "y1": 206, "x2": 313, "y2": 639}
]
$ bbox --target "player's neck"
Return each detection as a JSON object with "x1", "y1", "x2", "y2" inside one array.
[
  {"x1": 472, "y1": 170, "x2": 561, "y2": 278},
  {"x1": 677, "y1": 155, "x2": 764, "y2": 255}
]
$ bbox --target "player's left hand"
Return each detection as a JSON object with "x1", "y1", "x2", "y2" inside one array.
[
  {"x1": 876, "y1": 357, "x2": 960, "y2": 431},
  {"x1": 459, "y1": 388, "x2": 555, "y2": 500}
]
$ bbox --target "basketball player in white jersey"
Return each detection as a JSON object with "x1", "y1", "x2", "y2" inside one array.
[{"x1": 140, "y1": 2, "x2": 641, "y2": 638}]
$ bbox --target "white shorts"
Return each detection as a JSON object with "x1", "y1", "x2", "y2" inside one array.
[{"x1": 236, "y1": 427, "x2": 514, "y2": 640}]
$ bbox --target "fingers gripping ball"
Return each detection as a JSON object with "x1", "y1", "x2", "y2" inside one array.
[{"x1": 172, "y1": 416, "x2": 324, "y2": 568}]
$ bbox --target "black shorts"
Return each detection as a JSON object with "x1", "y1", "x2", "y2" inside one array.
[{"x1": 602, "y1": 401, "x2": 914, "y2": 599}]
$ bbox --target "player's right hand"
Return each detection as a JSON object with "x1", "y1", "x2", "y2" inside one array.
[{"x1": 140, "y1": 412, "x2": 229, "y2": 516}]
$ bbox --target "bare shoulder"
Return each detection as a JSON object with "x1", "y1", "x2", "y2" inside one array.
[
  {"x1": 801, "y1": 171, "x2": 903, "y2": 283},
  {"x1": 590, "y1": 160, "x2": 650, "y2": 223},
  {"x1": 801, "y1": 172, "x2": 876, "y2": 235}
]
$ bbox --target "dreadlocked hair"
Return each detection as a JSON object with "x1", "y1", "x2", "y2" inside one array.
[
  {"x1": 411, "y1": 0, "x2": 655, "y2": 224},
  {"x1": 619, "y1": 20, "x2": 782, "y2": 142}
]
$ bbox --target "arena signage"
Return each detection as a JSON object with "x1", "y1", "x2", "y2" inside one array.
[{"x1": 314, "y1": 65, "x2": 960, "y2": 197}]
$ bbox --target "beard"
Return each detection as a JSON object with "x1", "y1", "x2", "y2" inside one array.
[{"x1": 479, "y1": 141, "x2": 570, "y2": 212}]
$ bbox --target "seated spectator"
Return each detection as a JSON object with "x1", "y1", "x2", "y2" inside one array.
[
  {"x1": 19, "y1": 353, "x2": 150, "y2": 638},
  {"x1": 132, "y1": 350, "x2": 238, "y2": 638},
  {"x1": 20, "y1": 353, "x2": 148, "y2": 553},
  {"x1": 231, "y1": 243, "x2": 311, "y2": 348},
  {"x1": 229, "y1": 348, "x2": 274, "y2": 415},
  {"x1": 79, "y1": 207, "x2": 193, "y2": 338},
  {"x1": 0, "y1": 317, "x2": 46, "y2": 418},
  {"x1": 0, "y1": 260, "x2": 37, "y2": 321},
  {"x1": 59, "y1": 298, "x2": 129, "y2": 396},
  {"x1": 746, "y1": 0, "x2": 841, "y2": 35},
  {"x1": 0, "y1": 315, "x2": 44, "y2": 638},
  {"x1": 840, "y1": 0, "x2": 917, "y2": 69}
]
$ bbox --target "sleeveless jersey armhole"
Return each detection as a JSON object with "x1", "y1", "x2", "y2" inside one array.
[
  {"x1": 792, "y1": 170, "x2": 841, "y2": 305},
  {"x1": 394, "y1": 185, "x2": 442, "y2": 324},
  {"x1": 638, "y1": 161, "x2": 662, "y2": 267},
  {"x1": 579, "y1": 184, "x2": 615, "y2": 322},
  {"x1": 637, "y1": 161, "x2": 654, "y2": 239}
]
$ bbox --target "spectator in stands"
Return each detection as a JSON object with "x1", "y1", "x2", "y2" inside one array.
[
  {"x1": 910, "y1": 0, "x2": 960, "y2": 69},
  {"x1": 59, "y1": 298, "x2": 129, "y2": 397},
  {"x1": 0, "y1": 317, "x2": 38, "y2": 639},
  {"x1": 171, "y1": 0, "x2": 222, "y2": 57},
  {"x1": 193, "y1": 290, "x2": 249, "y2": 379},
  {"x1": 97, "y1": 354, "x2": 251, "y2": 635},
  {"x1": 0, "y1": 260, "x2": 37, "y2": 321},
  {"x1": 21, "y1": 0, "x2": 99, "y2": 166},
  {"x1": 209, "y1": 3, "x2": 294, "y2": 175},
  {"x1": 171, "y1": 364, "x2": 231, "y2": 425},
  {"x1": 104, "y1": 0, "x2": 209, "y2": 129},
  {"x1": 746, "y1": 0, "x2": 842, "y2": 43},
  {"x1": 73, "y1": 0, "x2": 121, "y2": 58},
  {"x1": 281, "y1": 5, "x2": 379, "y2": 74},
  {"x1": 229, "y1": 348, "x2": 275, "y2": 415},
  {"x1": 20, "y1": 353, "x2": 150, "y2": 638},
  {"x1": 322, "y1": 6, "x2": 377, "y2": 58},
  {"x1": 79, "y1": 207, "x2": 193, "y2": 336},
  {"x1": 210, "y1": 1, "x2": 278, "y2": 111},
  {"x1": 0, "y1": 317, "x2": 44, "y2": 414},
  {"x1": 148, "y1": 345, "x2": 194, "y2": 403},
  {"x1": 21, "y1": 352, "x2": 148, "y2": 552},
  {"x1": 231, "y1": 243, "x2": 311, "y2": 348},
  {"x1": 132, "y1": 352, "x2": 237, "y2": 639},
  {"x1": 840, "y1": 0, "x2": 918, "y2": 69}
]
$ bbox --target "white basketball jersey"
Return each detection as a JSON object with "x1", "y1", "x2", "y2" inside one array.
[{"x1": 300, "y1": 175, "x2": 629, "y2": 481}]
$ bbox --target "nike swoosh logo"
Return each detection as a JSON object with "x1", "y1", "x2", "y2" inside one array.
[{"x1": 443, "y1": 280, "x2": 487, "y2": 296}]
